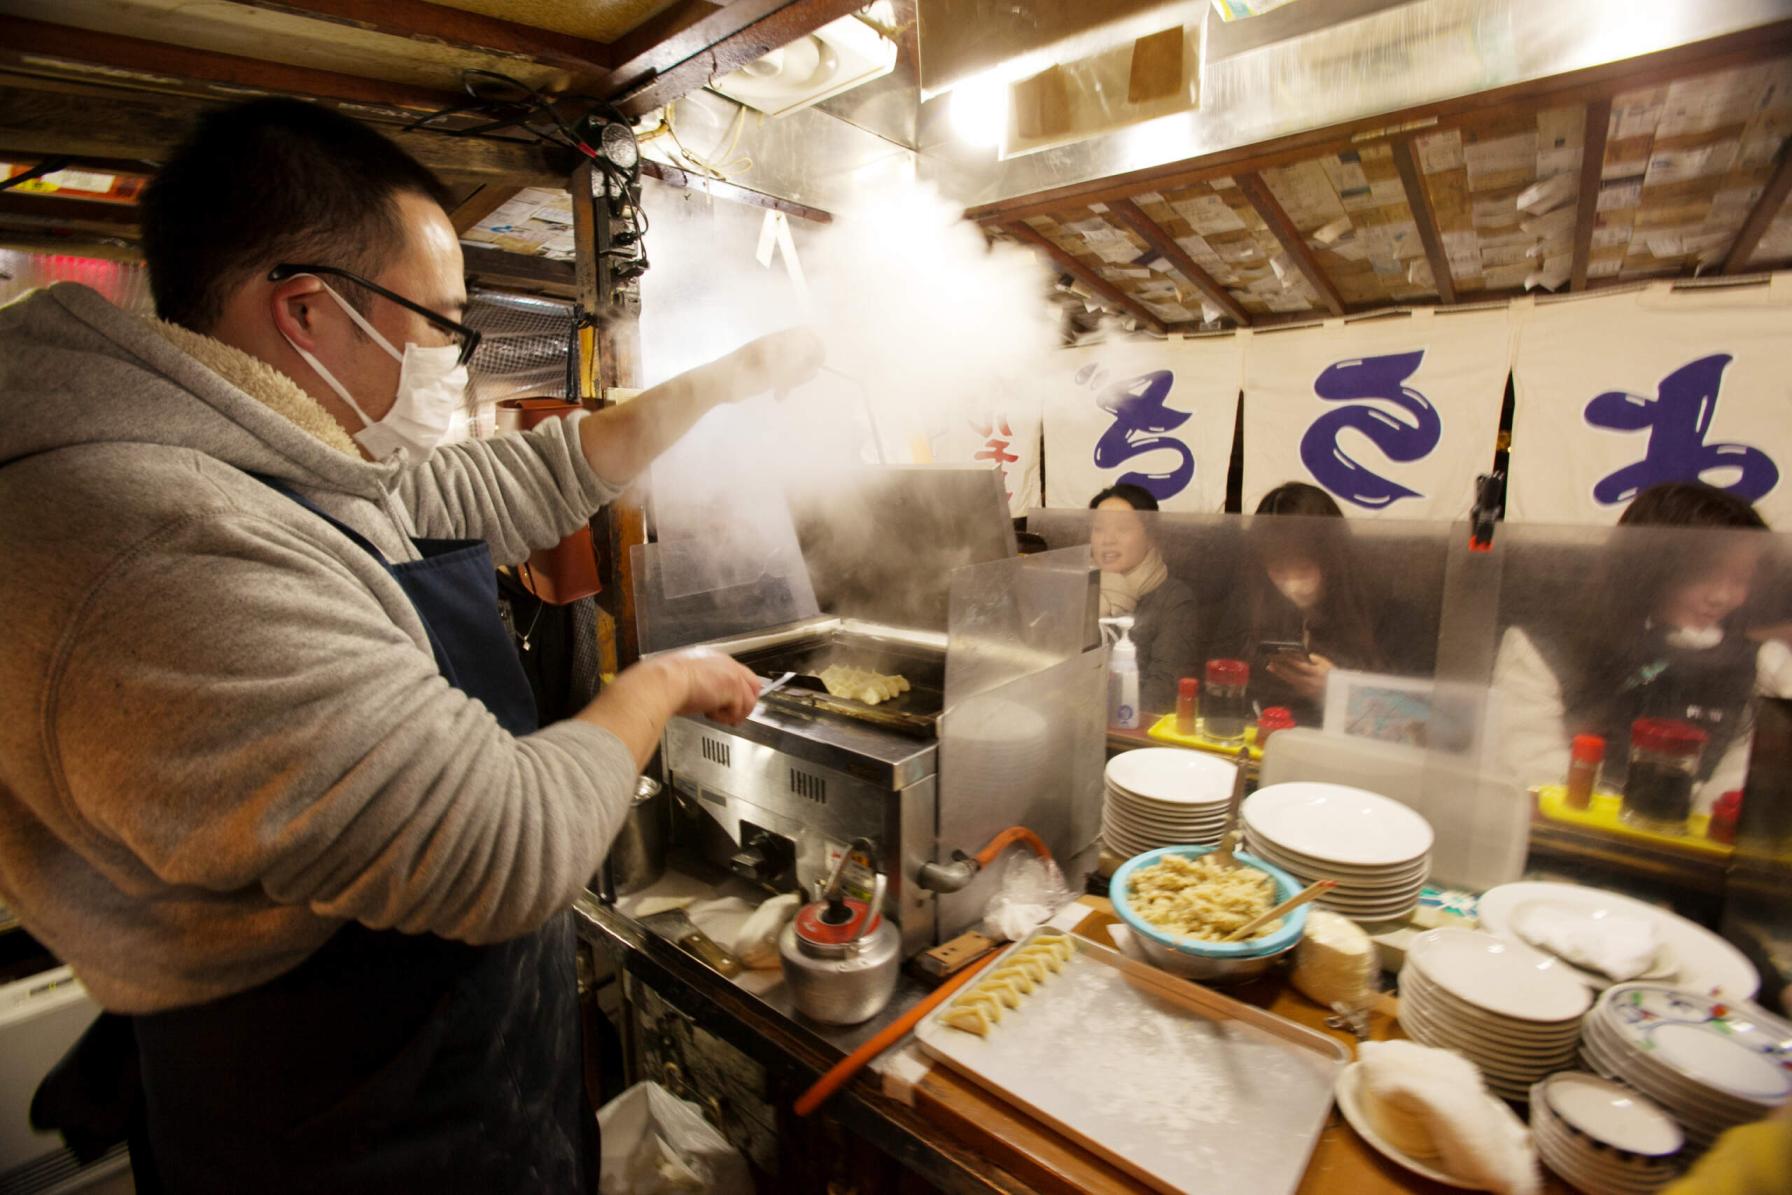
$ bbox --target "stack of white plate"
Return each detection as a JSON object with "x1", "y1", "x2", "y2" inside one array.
[
  {"x1": 1529, "y1": 1072, "x2": 1685, "y2": 1194},
  {"x1": 1399, "y1": 928, "x2": 1592, "y2": 1101},
  {"x1": 1579, "y1": 984, "x2": 1792, "y2": 1151},
  {"x1": 1100, "y1": 749, "x2": 1235, "y2": 858},
  {"x1": 1240, "y1": 783, "x2": 1433, "y2": 923}
]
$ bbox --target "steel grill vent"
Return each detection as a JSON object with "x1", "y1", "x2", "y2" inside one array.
[
  {"x1": 789, "y1": 768, "x2": 827, "y2": 804},
  {"x1": 701, "y1": 736, "x2": 731, "y2": 767}
]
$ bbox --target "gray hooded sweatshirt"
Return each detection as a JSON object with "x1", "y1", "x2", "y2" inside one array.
[{"x1": 0, "y1": 283, "x2": 638, "y2": 1013}]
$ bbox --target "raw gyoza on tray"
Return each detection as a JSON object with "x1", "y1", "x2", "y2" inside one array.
[{"x1": 940, "y1": 935, "x2": 1076, "y2": 1036}]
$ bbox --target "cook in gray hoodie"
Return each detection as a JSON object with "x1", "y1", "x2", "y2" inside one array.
[{"x1": 0, "y1": 99, "x2": 817, "y2": 1192}]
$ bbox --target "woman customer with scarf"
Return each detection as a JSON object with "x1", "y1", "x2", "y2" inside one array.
[{"x1": 1089, "y1": 485, "x2": 1202, "y2": 717}]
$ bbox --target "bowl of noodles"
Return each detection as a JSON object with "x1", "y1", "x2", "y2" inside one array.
[{"x1": 1110, "y1": 845, "x2": 1309, "y2": 982}]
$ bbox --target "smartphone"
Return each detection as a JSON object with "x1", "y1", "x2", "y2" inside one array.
[{"x1": 1257, "y1": 640, "x2": 1312, "y2": 663}]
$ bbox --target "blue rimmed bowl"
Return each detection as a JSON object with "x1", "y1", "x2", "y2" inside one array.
[{"x1": 1111, "y1": 844, "x2": 1310, "y2": 983}]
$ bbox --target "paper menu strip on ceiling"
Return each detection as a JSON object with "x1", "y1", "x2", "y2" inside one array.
[
  {"x1": 1241, "y1": 308, "x2": 1512, "y2": 521},
  {"x1": 1508, "y1": 284, "x2": 1792, "y2": 526},
  {"x1": 1043, "y1": 336, "x2": 1241, "y2": 512}
]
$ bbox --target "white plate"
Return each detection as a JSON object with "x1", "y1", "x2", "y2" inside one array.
[
  {"x1": 1400, "y1": 989, "x2": 1584, "y2": 1056},
  {"x1": 1476, "y1": 882, "x2": 1757, "y2": 1001},
  {"x1": 1407, "y1": 929, "x2": 1592, "y2": 1024},
  {"x1": 1243, "y1": 783, "x2": 1433, "y2": 867},
  {"x1": 1334, "y1": 1063, "x2": 1502, "y2": 1190},
  {"x1": 1598, "y1": 985, "x2": 1792, "y2": 1104},
  {"x1": 1243, "y1": 836, "x2": 1432, "y2": 886},
  {"x1": 1105, "y1": 783, "x2": 1232, "y2": 811},
  {"x1": 1537, "y1": 1072, "x2": 1684, "y2": 1158},
  {"x1": 1530, "y1": 1099, "x2": 1685, "y2": 1187},
  {"x1": 1533, "y1": 1127, "x2": 1677, "y2": 1195},
  {"x1": 1578, "y1": 1026, "x2": 1742, "y2": 1141},
  {"x1": 1103, "y1": 804, "x2": 1227, "y2": 832},
  {"x1": 1103, "y1": 749, "x2": 1236, "y2": 805}
]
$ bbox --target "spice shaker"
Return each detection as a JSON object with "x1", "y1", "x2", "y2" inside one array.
[
  {"x1": 1622, "y1": 718, "x2": 1708, "y2": 832},
  {"x1": 1203, "y1": 659, "x2": 1250, "y2": 745},
  {"x1": 1257, "y1": 706, "x2": 1296, "y2": 749},
  {"x1": 1175, "y1": 677, "x2": 1200, "y2": 736},
  {"x1": 1564, "y1": 734, "x2": 1604, "y2": 811}
]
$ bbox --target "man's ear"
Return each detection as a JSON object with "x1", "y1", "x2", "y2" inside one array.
[{"x1": 269, "y1": 272, "x2": 328, "y2": 351}]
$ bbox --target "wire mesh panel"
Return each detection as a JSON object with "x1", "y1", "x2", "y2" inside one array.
[{"x1": 465, "y1": 289, "x2": 575, "y2": 434}]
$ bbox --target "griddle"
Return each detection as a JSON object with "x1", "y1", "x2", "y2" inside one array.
[{"x1": 735, "y1": 630, "x2": 944, "y2": 740}]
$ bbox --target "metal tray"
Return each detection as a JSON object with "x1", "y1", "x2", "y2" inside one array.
[{"x1": 916, "y1": 927, "x2": 1347, "y2": 1195}]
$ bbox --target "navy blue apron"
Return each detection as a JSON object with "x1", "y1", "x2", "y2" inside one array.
[{"x1": 129, "y1": 478, "x2": 594, "y2": 1194}]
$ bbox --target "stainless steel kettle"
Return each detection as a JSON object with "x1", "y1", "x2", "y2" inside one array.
[{"x1": 778, "y1": 843, "x2": 900, "y2": 1025}]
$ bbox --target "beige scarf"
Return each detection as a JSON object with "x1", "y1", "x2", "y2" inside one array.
[{"x1": 1098, "y1": 546, "x2": 1170, "y2": 618}]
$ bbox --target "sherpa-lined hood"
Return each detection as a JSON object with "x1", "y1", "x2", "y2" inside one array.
[{"x1": 0, "y1": 282, "x2": 389, "y2": 494}]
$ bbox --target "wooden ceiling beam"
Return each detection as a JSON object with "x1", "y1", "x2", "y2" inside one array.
[
  {"x1": 608, "y1": 0, "x2": 867, "y2": 119},
  {"x1": 0, "y1": 193, "x2": 140, "y2": 226},
  {"x1": 231, "y1": 0, "x2": 612, "y2": 79},
  {"x1": 1570, "y1": 97, "x2": 1612, "y2": 290},
  {"x1": 608, "y1": 1, "x2": 733, "y2": 82},
  {"x1": 641, "y1": 158, "x2": 832, "y2": 223},
  {"x1": 1234, "y1": 172, "x2": 1346, "y2": 317},
  {"x1": 963, "y1": 18, "x2": 1792, "y2": 225},
  {"x1": 1389, "y1": 136, "x2": 1456, "y2": 305},
  {"x1": 0, "y1": 15, "x2": 458, "y2": 117},
  {"x1": 1106, "y1": 197, "x2": 1251, "y2": 326},
  {"x1": 0, "y1": 82, "x2": 574, "y2": 188},
  {"x1": 449, "y1": 184, "x2": 521, "y2": 234},
  {"x1": 1721, "y1": 136, "x2": 1792, "y2": 273},
  {"x1": 1003, "y1": 221, "x2": 1166, "y2": 334},
  {"x1": 463, "y1": 242, "x2": 577, "y2": 298}
]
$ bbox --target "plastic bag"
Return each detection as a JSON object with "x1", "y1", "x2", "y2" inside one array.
[
  {"x1": 980, "y1": 852, "x2": 1075, "y2": 941},
  {"x1": 597, "y1": 1081, "x2": 753, "y2": 1195}
]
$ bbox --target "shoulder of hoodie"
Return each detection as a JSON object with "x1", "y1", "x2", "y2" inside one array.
[{"x1": 0, "y1": 442, "x2": 353, "y2": 601}]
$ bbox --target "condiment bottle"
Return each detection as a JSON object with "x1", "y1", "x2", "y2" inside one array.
[
  {"x1": 1175, "y1": 677, "x2": 1199, "y2": 736},
  {"x1": 1564, "y1": 734, "x2": 1604, "y2": 810},
  {"x1": 1203, "y1": 659, "x2": 1250, "y2": 746},
  {"x1": 1622, "y1": 718, "x2": 1708, "y2": 833},
  {"x1": 1708, "y1": 790, "x2": 1742, "y2": 845},
  {"x1": 1257, "y1": 706, "x2": 1296, "y2": 748}
]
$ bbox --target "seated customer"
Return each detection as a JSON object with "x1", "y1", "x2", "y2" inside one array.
[
  {"x1": 1494, "y1": 482, "x2": 1792, "y2": 813},
  {"x1": 1214, "y1": 482, "x2": 1397, "y2": 724},
  {"x1": 1089, "y1": 484, "x2": 1201, "y2": 717}
]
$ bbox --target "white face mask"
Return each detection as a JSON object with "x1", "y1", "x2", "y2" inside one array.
[
  {"x1": 281, "y1": 280, "x2": 469, "y2": 462},
  {"x1": 1664, "y1": 624, "x2": 1725, "y2": 651}
]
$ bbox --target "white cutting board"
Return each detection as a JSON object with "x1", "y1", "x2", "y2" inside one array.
[{"x1": 916, "y1": 930, "x2": 1346, "y2": 1195}]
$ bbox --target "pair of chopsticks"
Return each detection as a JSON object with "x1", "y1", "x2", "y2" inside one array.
[{"x1": 1221, "y1": 879, "x2": 1335, "y2": 943}]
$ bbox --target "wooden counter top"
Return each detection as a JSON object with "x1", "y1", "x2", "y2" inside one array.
[{"x1": 907, "y1": 899, "x2": 1571, "y2": 1194}]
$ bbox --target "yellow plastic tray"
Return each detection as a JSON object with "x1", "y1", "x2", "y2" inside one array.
[
  {"x1": 1534, "y1": 785, "x2": 1730, "y2": 859},
  {"x1": 1145, "y1": 713, "x2": 1262, "y2": 761}
]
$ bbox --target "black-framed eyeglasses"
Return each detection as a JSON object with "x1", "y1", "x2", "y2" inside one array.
[{"x1": 268, "y1": 262, "x2": 483, "y2": 365}]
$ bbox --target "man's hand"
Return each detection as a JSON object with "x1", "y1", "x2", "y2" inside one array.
[
  {"x1": 724, "y1": 327, "x2": 825, "y2": 399},
  {"x1": 659, "y1": 648, "x2": 762, "y2": 724},
  {"x1": 574, "y1": 648, "x2": 762, "y2": 769}
]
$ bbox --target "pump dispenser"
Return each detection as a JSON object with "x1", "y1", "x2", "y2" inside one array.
[{"x1": 1100, "y1": 616, "x2": 1141, "y2": 730}]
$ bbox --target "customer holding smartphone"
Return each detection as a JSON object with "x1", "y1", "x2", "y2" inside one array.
[
  {"x1": 1089, "y1": 484, "x2": 1203, "y2": 717},
  {"x1": 1217, "y1": 483, "x2": 1395, "y2": 724}
]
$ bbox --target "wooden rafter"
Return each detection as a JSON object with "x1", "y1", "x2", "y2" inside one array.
[
  {"x1": 1570, "y1": 97, "x2": 1612, "y2": 290},
  {"x1": 1722, "y1": 135, "x2": 1792, "y2": 273},
  {"x1": 1004, "y1": 221, "x2": 1166, "y2": 334},
  {"x1": 1234, "y1": 172, "x2": 1346, "y2": 317},
  {"x1": 449, "y1": 185, "x2": 520, "y2": 234},
  {"x1": 608, "y1": 0, "x2": 771, "y2": 88},
  {"x1": 963, "y1": 18, "x2": 1792, "y2": 225},
  {"x1": 1389, "y1": 137, "x2": 1456, "y2": 305},
  {"x1": 1105, "y1": 198, "x2": 1251, "y2": 326},
  {"x1": 640, "y1": 159, "x2": 832, "y2": 223},
  {"x1": 0, "y1": 82, "x2": 573, "y2": 188},
  {"x1": 607, "y1": 0, "x2": 867, "y2": 118},
  {"x1": 0, "y1": 15, "x2": 457, "y2": 116},
  {"x1": 233, "y1": 0, "x2": 611, "y2": 79}
]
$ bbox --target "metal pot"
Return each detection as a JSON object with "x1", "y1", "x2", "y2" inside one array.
[
  {"x1": 779, "y1": 855, "x2": 899, "y2": 1025},
  {"x1": 608, "y1": 776, "x2": 667, "y2": 895}
]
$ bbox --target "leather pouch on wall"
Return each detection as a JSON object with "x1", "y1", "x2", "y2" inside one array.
[{"x1": 496, "y1": 398, "x2": 603, "y2": 605}]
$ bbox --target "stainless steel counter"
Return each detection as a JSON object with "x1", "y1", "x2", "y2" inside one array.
[{"x1": 571, "y1": 869, "x2": 1040, "y2": 1195}]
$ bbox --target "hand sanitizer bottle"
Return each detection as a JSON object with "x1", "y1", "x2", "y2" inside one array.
[{"x1": 1100, "y1": 616, "x2": 1141, "y2": 730}]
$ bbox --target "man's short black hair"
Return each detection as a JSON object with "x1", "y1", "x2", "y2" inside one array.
[{"x1": 141, "y1": 98, "x2": 452, "y2": 331}]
